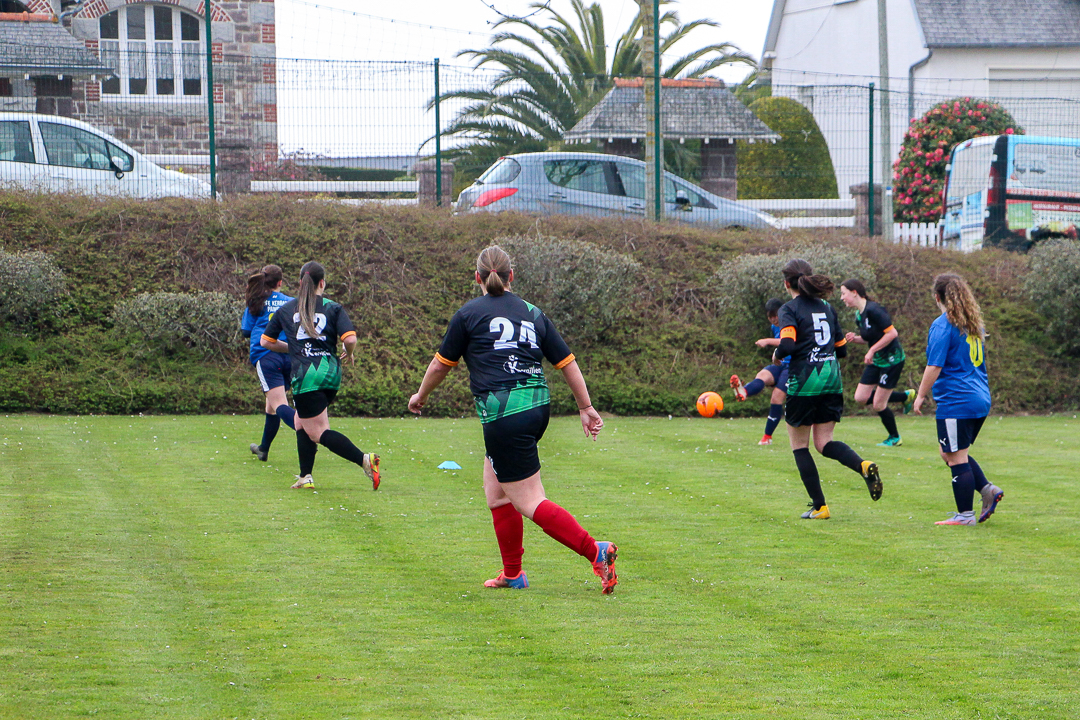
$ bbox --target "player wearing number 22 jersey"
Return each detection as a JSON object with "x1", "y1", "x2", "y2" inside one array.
[{"x1": 264, "y1": 295, "x2": 355, "y2": 396}]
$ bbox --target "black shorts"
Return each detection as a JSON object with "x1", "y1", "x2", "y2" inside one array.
[
  {"x1": 294, "y1": 389, "x2": 337, "y2": 419},
  {"x1": 482, "y1": 404, "x2": 550, "y2": 483},
  {"x1": 859, "y1": 361, "x2": 905, "y2": 390},
  {"x1": 762, "y1": 363, "x2": 790, "y2": 391},
  {"x1": 936, "y1": 416, "x2": 986, "y2": 453},
  {"x1": 785, "y1": 393, "x2": 844, "y2": 427}
]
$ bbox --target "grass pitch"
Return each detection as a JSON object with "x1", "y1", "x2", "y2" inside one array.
[{"x1": 1, "y1": 412, "x2": 1078, "y2": 719}]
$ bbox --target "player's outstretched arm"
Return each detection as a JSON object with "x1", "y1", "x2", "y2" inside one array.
[
  {"x1": 560, "y1": 360, "x2": 603, "y2": 441},
  {"x1": 409, "y1": 356, "x2": 454, "y2": 414}
]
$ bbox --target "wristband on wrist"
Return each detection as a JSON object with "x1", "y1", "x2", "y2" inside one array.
[{"x1": 578, "y1": 404, "x2": 592, "y2": 411}]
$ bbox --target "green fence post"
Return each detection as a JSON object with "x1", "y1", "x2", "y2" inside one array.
[
  {"x1": 652, "y1": 0, "x2": 661, "y2": 221},
  {"x1": 868, "y1": 81, "x2": 874, "y2": 238},
  {"x1": 204, "y1": 2, "x2": 216, "y2": 198},
  {"x1": 434, "y1": 58, "x2": 442, "y2": 207}
]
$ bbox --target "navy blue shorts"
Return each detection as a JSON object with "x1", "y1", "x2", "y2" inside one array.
[
  {"x1": 254, "y1": 352, "x2": 291, "y2": 392},
  {"x1": 936, "y1": 416, "x2": 986, "y2": 453},
  {"x1": 763, "y1": 363, "x2": 789, "y2": 392},
  {"x1": 482, "y1": 405, "x2": 550, "y2": 483}
]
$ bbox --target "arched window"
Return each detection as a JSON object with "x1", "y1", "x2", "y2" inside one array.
[{"x1": 99, "y1": 4, "x2": 203, "y2": 97}]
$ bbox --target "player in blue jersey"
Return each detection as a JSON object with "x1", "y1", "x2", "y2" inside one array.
[
  {"x1": 408, "y1": 245, "x2": 618, "y2": 594},
  {"x1": 262, "y1": 262, "x2": 380, "y2": 491},
  {"x1": 240, "y1": 264, "x2": 297, "y2": 462},
  {"x1": 730, "y1": 298, "x2": 789, "y2": 445},
  {"x1": 839, "y1": 279, "x2": 916, "y2": 447},
  {"x1": 914, "y1": 273, "x2": 1004, "y2": 526},
  {"x1": 775, "y1": 259, "x2": 882, "y2": 520}
]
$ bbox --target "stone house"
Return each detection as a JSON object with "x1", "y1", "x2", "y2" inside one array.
[{"x1": 0, "y1": 0, "x2": 277, "y2": 170}]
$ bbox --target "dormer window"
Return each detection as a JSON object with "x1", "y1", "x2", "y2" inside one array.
[{"x1": 99, "y1": 4, "x2": 203, "y2": 97}]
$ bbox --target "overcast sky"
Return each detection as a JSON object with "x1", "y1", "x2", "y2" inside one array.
[{"x1": 277, "y1": 0, "x2": 773, "y2": 84}]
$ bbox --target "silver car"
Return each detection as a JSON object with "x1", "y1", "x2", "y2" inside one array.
[{"x1": 456, "y1": 151, "x2": 781, "y2": 230}]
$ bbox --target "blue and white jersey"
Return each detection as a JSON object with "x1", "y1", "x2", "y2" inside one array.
[
  {"x1": 926, "y1": 312, "x2": 991, "y2": 419},
  {"x1": 771, "y1": 324, "x2": 791, "y2": 366},
  {"x1": 240, "y1": 290, "x2": 294, "y2": 365}
]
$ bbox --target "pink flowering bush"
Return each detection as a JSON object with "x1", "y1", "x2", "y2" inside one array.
[{"x1": 893, "y1": 98, "x2": 1023, "y2": 223}]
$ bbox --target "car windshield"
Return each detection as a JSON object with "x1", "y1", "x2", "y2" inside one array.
[
  {"x1": 947, "y1": 141, "x2": 994, "y2": 201},
  {"x1": 476, "y1": 157, "x2": 520, "y2": 185}
]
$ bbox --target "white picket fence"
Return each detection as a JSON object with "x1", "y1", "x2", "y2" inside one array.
[{"x1": 745, "y1": 198, "x2": 955, "y2": 247}]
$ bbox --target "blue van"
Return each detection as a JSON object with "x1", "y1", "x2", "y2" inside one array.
[{"x1": 941, "y1": 134, "x2": 1080, "y2": 250}]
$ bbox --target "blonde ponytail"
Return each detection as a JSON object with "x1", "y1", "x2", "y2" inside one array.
[{"x1": 933, "y1": 273, "x2": 984, "y2": 339}]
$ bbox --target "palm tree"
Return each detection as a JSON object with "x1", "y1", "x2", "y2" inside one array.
[{"x1": 431, "y1": 0, "x2": 755, "y2": 184}]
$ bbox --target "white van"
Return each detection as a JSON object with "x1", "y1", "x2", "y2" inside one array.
[{"x1": 0, "y1": 112, "x2": 211, "y2": 199}]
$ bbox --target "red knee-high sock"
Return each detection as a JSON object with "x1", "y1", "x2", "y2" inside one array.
[
  {"x1": 530, "y1": 499, "x2": 597, "y2": 562},
  {"x1": 490, "y1": 504, "x2": 524, "y2": 577}
]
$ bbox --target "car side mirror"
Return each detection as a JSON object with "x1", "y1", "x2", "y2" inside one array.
[{"x1": 110, "y1": 156, "x2": 129, "y2": 179}]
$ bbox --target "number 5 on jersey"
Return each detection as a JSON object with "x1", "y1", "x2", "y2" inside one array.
[
  {"x1": 490, "y1": 317, "x2": 538, "y2": 350},
  {"x1": 812, "y1": 312, "x2": 832, "y2": 346}
]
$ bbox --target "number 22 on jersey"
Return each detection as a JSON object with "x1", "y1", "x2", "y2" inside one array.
[{"x1": 294, "y1": 312, "x2": 327, "y2": 340}]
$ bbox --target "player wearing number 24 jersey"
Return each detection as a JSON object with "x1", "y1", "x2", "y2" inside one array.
[{"x1": 409, "y1": 245, "x2": 618, "y2": 594}]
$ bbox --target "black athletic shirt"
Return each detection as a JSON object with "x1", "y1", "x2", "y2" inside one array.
[
  {"x1": 436, "y1": 292, "x2": 574, "y2": 423},
  {"x1": 855, "y1": 300, "x2": 906, "y2": 367},
  {"x1": 262, "y1": 296, "x2": 356, "y2": 395},
  {"x1": 776, "y1": 295, "x2": 847, "y2": 397}
]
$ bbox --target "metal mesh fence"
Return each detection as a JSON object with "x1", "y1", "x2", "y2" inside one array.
[{"x1": 4, "y1": 46, "x2": 1080, "y2": 245}]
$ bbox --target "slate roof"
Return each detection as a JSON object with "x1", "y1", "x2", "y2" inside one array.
[
  {"x1": 0, "y1": 20, "x2": 114, "y2": 76},
  {"x1": 565, "y1": 78, "x2": 778, "y2": 142},
  {"x1": 913, "y1": 0, "x2": 1080, "y2": 47}
]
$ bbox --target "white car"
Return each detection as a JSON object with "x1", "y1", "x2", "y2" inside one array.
[{"x1": 0, "y1": 112, "x2": 211, "y2": 199}]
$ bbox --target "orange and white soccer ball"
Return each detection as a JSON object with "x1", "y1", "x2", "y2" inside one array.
[{"x1": 696, "y1": 391, "x2": 724, "y2": 418}]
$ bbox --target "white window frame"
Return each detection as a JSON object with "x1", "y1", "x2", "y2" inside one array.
[{"x1": 99, "y1": 3, "x2": 205, "y2": 100}]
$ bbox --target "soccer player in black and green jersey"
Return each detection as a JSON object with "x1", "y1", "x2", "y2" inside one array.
[
  {"x1": 261, "y1": 261, "x2": 380, "y2": 491},
  {"x1": 775, "y1": 259, "x2": 883, "y2": 519},
  {"x1": 840, "y1": 279, "x2": 916, "y2": 446},
  {"x1": 409, "y1": 246, "x2": 618, "y2": 594}
]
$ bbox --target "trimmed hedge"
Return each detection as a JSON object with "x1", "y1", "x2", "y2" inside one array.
[
  {"x1": 0, "y1": 191, "x2": 1076, "y2": 416},
  {"x1": 737, "y1": 97, "x2": 838, "y2": 200}
]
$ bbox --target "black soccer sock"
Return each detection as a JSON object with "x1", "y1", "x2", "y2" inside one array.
[
  {"x1": 764, "y1": 404, "x2": 784, "y2": 436},
  {"x1": 969, "y1": 457, "x2": 989, "y2": 492},
  {"x1": 297, "y1": 429, "x2": 318, "y2": 476},
  {"x1": 318, "y1": 429, "x2": 366, "y2": 467},
  {"x1": 878, "y1": 408, "x2": 899, "y2": 438},
  {"x1": 259, "y1": 413, "x2": 280, "y2": 452},
  {"x1": 889, "y1": 390, "x2": 908, "y2": 404},
  {"x1": 275, "y1": 404, "x2": 296, "y2": 430},
  {"x1": 950, "y1": 462, "x2": 976, "y2": 513},
  {"x1": 821, "y1": 440, "x2": 865, "y2": 475},
  {"x1": 794, "y1": 448, "x2": 826, "y2": 509},
  {"x1": 744, "y1": 378, "x2": 766, "y2": 397}
]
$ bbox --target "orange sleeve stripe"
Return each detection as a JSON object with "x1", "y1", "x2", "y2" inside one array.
[
  {"x1": 260, "y1": 334, "x2": 278, "y2": 344},
  {"x1": 434, "y1": 352, "x2": 459, "y2": 367},
  {"x1": 340, "y1": 330, "x2": 357, "y2": 341},
  {"x1": 834, "y1": 338, "x2": 847, "y2": 347},
  {"x1": 883, "y1": 325, "x2": 895, "y2": 335},
  {"x1": 554, "y1": 353, "x2": 576, "y2": 370},
  {"x1": 779, "y1": 326, "x2": 796, "y2": 340}
]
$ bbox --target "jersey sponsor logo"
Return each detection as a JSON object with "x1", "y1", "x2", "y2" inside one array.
[{"x1": 503, "y1": 354, "x2": 543, "y2": 376}]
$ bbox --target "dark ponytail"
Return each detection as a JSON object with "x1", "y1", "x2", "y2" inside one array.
[
  {"x1": 245, "y1": 264, "x2": 283, "y2": 316},
  {"x1": 782, "y1": 258, "x2": 834, "y2": 300},
  {"x1": 296, "y1": 261, "x2": 326, "y2": 340}
]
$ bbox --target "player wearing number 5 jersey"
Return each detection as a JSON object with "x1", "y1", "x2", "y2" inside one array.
[
  {"x1": 775, "y1": 259, "x2": 883, "y2": 520},
  {"x1": 409, "y1": 246, "x2": 618, "y2": 594},
  {"x1": 913, "y1": 274, "x2": 1003, "y2": 526},
  {"x1": 262, "y1": 261, "x2": 380, "y2": 492}
]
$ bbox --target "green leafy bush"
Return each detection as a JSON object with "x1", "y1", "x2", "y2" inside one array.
[
  {"x1": 1025, "y1": 239, "x2": 1080, "y2": 356},
  {"x1": 707, "y1": 243, "x2": 875, "y2": 325},
  {"x1": 111, "y1": 292, "x2": 241, "y2": 359},
  {"x1": 736, "y1": 97, "x2": 838, "y2": 200},
  {"x1": 894, "y1": 98, "x2": 1022, "y2": 223},
  {"x1": 0, "y1": 248, "x2": 67, "y2": 333},
  {"x1": 498, "y1": 235, "x2": 643, "y2": 343}
]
